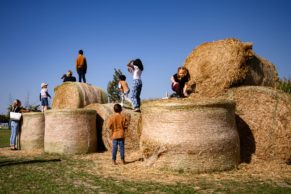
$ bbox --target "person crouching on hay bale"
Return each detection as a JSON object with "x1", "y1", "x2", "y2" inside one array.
[
  {"x1": 170, "y1": 66, "x2": 190, "y2": 98},
  {"x1": 106, "y1": 104, "x2": 129, "y2": 165},
  {"x1": 118, "y1": 74, "x2": 131, "y2": 107},
  {"x1": 40, "y1": 83, "x2": 51, "y2": 112}
]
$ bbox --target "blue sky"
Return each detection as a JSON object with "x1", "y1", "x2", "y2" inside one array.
[{"x1": 0, "y1": 0, "x2": 290, "y2": 114}]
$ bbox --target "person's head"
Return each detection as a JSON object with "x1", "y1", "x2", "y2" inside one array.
[
  {"x1": 113, "y1": 104, "x2": 122, "y2": 113},
  {"x1": 13, "y1": 99, "x2": 21, "y2": 107},
  {"x1": 67, "y1": 70, "x2": 73, "y2": 77},
  {"x1": 41, "y1": 83, "x2": 48, "y2": 88},
  {"x1": 119, "y1": 75, "x2": 126, "y2": 81},
  {"x1": 177, "y1": 67, "x2": 189, "y2": 78},
  {"x1": 79, "y1": 50, "x2": 83, "y2": 55},
  {"x1": 133, "y1": 58, "x2": 144, "y2": 71}
]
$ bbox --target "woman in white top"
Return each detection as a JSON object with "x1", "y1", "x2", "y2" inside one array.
[{"x1": 127, "y1": 59, "x2": 144, "y2": 112}]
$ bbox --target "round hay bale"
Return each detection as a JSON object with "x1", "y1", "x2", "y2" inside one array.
[
  {"x1": 44, "y1": 109, "x2": 97, "y2": 154},
  {"x1": 52, "y1": 82, "x2": 108, "y2": 109},
  {"x1": 222, "y1": 86, "x2": 291, "y2": 163},
  {"x1": 184, "y1": 38, "x2": 278, "y2": 97},
  {"x1": 85, "y1": 103, "x2": 141, "y2": 151},
  {"x1": 140, "y1": 98, "x2": 240, "y2": 173},
  {"x1": 20, "y1": 112, "x2": 45, "y2": 150}
]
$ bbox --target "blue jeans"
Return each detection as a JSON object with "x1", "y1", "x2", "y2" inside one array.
[
  {"x1": 112, "y1": 139, "x2": 125, "y2": 161},
  {"x1": 77, "y1": 68, "x2": 86, "y2": 83},
  {"x1": 10, "y1": 120, "x2": 19, "y2": 146},
  {"x1": 131, "y1": 79, "x2": 142, "y2": 109}
]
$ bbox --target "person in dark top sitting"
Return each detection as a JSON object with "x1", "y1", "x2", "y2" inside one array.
[
  {"x1": 62, "y1": 70, "x2": 76, "y2": 82},
  {"x1": 170, "y1": 66, "x2": 190, "y2": 97}
]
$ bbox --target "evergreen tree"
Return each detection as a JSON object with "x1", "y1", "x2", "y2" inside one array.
[{"x1": 107, "y1": 68, "x2": 123, "y2": 102}]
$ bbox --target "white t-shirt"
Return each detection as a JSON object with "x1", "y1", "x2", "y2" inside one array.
[
  {"x1": 133, "y1": 64, "x2": 142, "y2": 80},
  {"x1": 40, "y1": 88, "x2": 49, "y2": 98}
]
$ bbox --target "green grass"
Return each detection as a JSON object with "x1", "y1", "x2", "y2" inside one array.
[
  {"x1": 0, "y1": 155, "x2": 198, "y2": 193},
  {"x1": 0, "y1": 128, "x2": 290, "y2": 193},
  {"x1": 1, "y1": 155, "x2": 290, "y2": 193},
  {"x1": 0, "y1": 128, "x2": 10, "y2": 148}
]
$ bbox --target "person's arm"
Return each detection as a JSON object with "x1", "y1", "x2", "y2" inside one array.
[
  {"x1": 20, "y1": 108, "x2": 29, "y2": 113},
  {"x1": 118, "y1": 82, "x2": 123, "y2": 92},
  {"x1": 171, "y1": 75, "x2": 178, "y2": 86},
  {"x1": 39, "y1": 93, "x2": 41, "y2": 101},
  {"x1": 127, "y1": 60, "x2": 134, "y2": 73},
  {"x1": 127, "y1": 60, "x2": 134, "y2": 69},
  {"x1": 84, "y1": 58, "x2": 87, "y2": 73},
  {"x1": 46, "y1": 91, "x2": 51, "y2": 98},
  {"x1": 183, "y1": 83, "x2": 189, "y2": 97}
]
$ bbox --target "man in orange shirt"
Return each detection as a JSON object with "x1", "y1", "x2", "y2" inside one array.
[
  {"x1": 106, "y1": 104, "x2": 129, "y2": 165},
  {"x1": 76, "y1": 49, "x2": 87, "y2": 83}
]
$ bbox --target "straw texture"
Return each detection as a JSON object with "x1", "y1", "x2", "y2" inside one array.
[
  {"x1": 85, "y1": 103, "x2": 141, "y2": 151},
  {"x1": 52, "y1": 82, "x2": 108, "y2": 109},
  {"x1": 140, "y1": 98, "x2": 240, "y2": 173},
  {"x1": 222, "y1": 86, "x2": 291, "y2": 162},
  {"x1": 44, "y1": 109, "x2": 97, "y2": 154},
  {"x1": 184, "y1": 38, "x2": 278, "y2": 97},
  {"x1": 20, "y1": 112, "x2": 45, "y2": 150}
]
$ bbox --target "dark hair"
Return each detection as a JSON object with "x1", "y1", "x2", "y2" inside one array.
[
  {"x1": 119, "y1": 75, "x2": 126, "y2": 81},
  {"x1": 133, "y1": 58, "x2": 144, "y2": 71},
  {"x1": 113, "y1": 104, "x2": 122, "y2": 113},
  {"x1": 79, "y1": 50, "x2": 83, "y2": 55}
]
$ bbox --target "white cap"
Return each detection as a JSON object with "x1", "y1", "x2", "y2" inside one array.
[{"x1": 41, "y1": 83, "x2": 48, "y2": 88}]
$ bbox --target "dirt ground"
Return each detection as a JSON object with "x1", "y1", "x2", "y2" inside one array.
[{"x1": 1, "y1": 147, "x2": 290, "y2": 190}]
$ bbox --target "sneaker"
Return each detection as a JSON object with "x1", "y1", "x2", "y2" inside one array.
[{"x1": 133, "y1": 108, "x2": 141, "y2": 112}]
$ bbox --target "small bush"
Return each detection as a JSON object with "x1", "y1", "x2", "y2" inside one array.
[{"x1": 277, "y1": 77, "x2": 291, "y2": 94}]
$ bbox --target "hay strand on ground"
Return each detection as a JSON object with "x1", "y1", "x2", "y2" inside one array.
[
  {"x1": 52, "y1": 82, "x2": 108, "y2": 109},
  {"x1": 184, "y1": 38, "x2": 278, "y2": 97},
  {"x1": 140, "y1": 98, "x2": 240, "y2": 173}
]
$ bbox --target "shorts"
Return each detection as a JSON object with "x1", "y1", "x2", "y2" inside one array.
[{"x1": 41, "y1": 98, "x2": 49, "y2": 106}]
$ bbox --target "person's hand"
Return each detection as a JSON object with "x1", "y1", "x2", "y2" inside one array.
[{"x1": 173, "y1": 82, "x2": 178, "y2": 87}]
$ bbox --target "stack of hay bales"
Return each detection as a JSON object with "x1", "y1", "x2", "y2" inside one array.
[
  {"x1": 20, "y1": 112, "x2": 45, "y2": 150},
  {"x1": 44, "y1": 109, "x2": 97, "y2": 154},
  {"x1": 183, "y1": 38, "x2": 290, "y2": 163},
  {"x1": 140, "y1": 98, "x2": 240, "y2": 173},
  {"x1": 85, "y1": 103, "x2": 141, "y2": 152},
  {"x1": 41, "y1": 82, "x2": 109, "y2": 154},
  {"x1": 222, "y1": 86, "x2": 291, "y2": 162},
  {"x1": 184, "y1": 38, "x2": 278, "y2": 97},
  {"x1": 52, "y1": 82, "x2": 108, "y2": 109}
]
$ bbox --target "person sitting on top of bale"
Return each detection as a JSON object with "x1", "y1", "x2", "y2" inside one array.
[
  {"x1": 170, "y1": 66, "x2": 190, "y2": 98},
  {"x1": 61, "y1": 70, "x2": 76, "y2": 82}
]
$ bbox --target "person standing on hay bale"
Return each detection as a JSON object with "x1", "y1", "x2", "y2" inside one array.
[
  {"x1": 118, "y1": 74, "x2": 131, "y2": 107},
  {"x1": 76, "y1": 49, "x2": 87, "y2": 83},
  {"x1": 106, "y1": 104, "x2": 129, "y2": 165},
  {"x1": 9, "y1": 99, "x2": 29, "y2": 150},
  {"x1": 170, "y1": 66, "x2": 190, "y2": 98},
  {"x1": 61, "y1": 70, "x2": 76, "y2": 82},
  {"x1": 40, "y1": 83, "x2": 51, "y2": 112},
  {"x1": 127, "y1": 58, "x2": 144, "y2": 112}
]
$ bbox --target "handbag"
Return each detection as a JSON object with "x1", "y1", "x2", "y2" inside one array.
[{"x1": 10, "y1": 112, "x2": 22, "y2": 121}]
